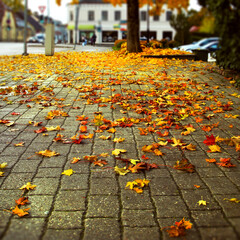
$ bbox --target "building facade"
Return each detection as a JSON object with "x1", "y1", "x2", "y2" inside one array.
[{"x1": 67, "y1": 0, "x2": 176, "y2": 44}]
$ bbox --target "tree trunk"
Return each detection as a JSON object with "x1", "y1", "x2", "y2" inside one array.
[{"x1": 127, "y1": 0, "x2": 142, "y2": 53}]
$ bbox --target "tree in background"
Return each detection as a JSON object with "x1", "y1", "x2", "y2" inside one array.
[
  {"x1": 2, "y1": 0, "x2": 24, "y2": 12},
  {"x1": 170, "y1": 10, "x2": 191, "y2": 45},
  {"x1": 198, "y1": 0, "x2": 240, "y2": 70},
  {"x1": 104, "y1": 0, "x2": 189, "y2": 53}
]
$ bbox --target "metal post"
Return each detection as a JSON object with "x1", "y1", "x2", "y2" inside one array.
[
  {"x1": 147, "y1": 2, "x2": 150, "y2": 43},
  {"x1": 73, "y1": 2, "x2": 80, "y2": 50},
  {"x1": 47, "y1": 0, "x2": 50, "y2": 23},
  {"x1": 23, "y1": 0, "x2": 28, "y2": 56}
]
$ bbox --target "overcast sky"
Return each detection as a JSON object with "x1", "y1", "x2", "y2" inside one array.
[{"x1": 28, "y1": 0, "x2": 201, "y2": 24}]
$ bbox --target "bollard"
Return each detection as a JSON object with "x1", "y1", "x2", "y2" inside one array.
[{"x1": 45, "y1": 24, "x2": 54, "y2": 56}]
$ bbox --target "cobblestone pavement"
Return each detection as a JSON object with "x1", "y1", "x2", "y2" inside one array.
[{"x1": 0, "y1": 49, "x2": 240, "y2": 240}]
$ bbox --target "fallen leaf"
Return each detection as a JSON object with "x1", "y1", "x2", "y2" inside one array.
[
  {"x1": 14, "y1": 142, "x2": 25, "y2": 147},
  {"x1": 12, "y1": 206, "x2": 30, "y2": 217},
  {"x1": 207, "y1": 144, "x2": 221, "y2": 153},
  {"x1": 113, "y1": 137, "x2": 125, "y2": 143},
  {"x1": 112, "y1": 149, "x2": 127, "y2": 156},
  {"x1": 15, "y1": 197, "x2": 29, "y2": 206},
  {"x1": 71, "y1": 157, "x2": 81, "y2": 164},
  {"x1": 62, "y1": 169, "x2": 75, "y2": 176},
  {"x1": 20, "y1": 182, "x2": 37, "y2": 191},
  {"x1": 114, "y1": 166, "x2": 129, "y2": 175},
  {"x1": 223, "y1": 198, "x2": 240, "y2": 203},
  {"x1": 36, "y1": 150, "x2": 60, "y2": 157},
  {"x1": 198, "y1": 199, "x2": 207, "y2": 206}
]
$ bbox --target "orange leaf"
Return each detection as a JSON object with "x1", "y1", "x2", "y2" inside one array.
[
  {"x1": 15, "y1": 197, "x2": 29, "y2": 206},
  {"x1": 36, "y1": 150, "x2": 60, "y2": 157},
  {"x1": 205, "y1": 158, "x2": 216, "y2": 163},
  {"x1": 12, "y1": 206, "x2": 30, "y2": 217},
  {"x1": 79, "y1": 125, "x2": 87, "y2": 133}
]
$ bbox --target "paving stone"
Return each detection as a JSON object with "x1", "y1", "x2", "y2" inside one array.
[
  {"x1": 86, "y1": 195, "x2": 119, "y2": 218},
  {"x1": 2, "y1": 218, "x2": 45, "y2": 240},
  {"x1": 202, "y1": 177, "x2": 239, "y2": 194},
  {"x1": 35, "y1": 168, "x2": 63, "y2": 178},
  {"x1": 60, "y1": 174, "x2": 88, "y2": 190},
  {"x1": 63, "y1": 160, "x2": 90, "y2": 174},
  {"x1": 0, "y1": 211, "x2": 11, "y2": 228},
  {"x1": 199, "y1": 227, "x2": 238, "y2": 240},
  {"x1": 228, "y1": 218, "x2": 240, "y2": 236},
  {"x1": 11, "y1": 160, "x2": 39, "y2": 173},
  {"x1": 28, "y1": 195, "x2": 54, "y2": 217},
  {"x1": 145, "y1": 168, "x2": 170, "y2": 178},
  {"x1": 197, "y1": 167, "x2": 225, "y2": 177},
  {"x1": 225, "y1": 172, "x2": 240, "y2": 186},
  {"x1": 43, "y1": 229, "x2": 82, "y2": 240},
  {"x1": 83, "y1": 218, "x2": 120, "y2": 240},
  {"x1": 121, "y1": 190, "x2": 154, "y2": 210},
  {"x1": 191, "y1": 210, "x2": 229, "y2": 227},
  {"x1": 149, "y1": 177, "x2": 179, "y2": 195},
  {"x1": 54, "y1": 190, "x2": 87, "y2": 211},
  {"x1": 48, "y1": 211, "x2": 83, "y2": 229},
  {"x1": 123, "y1": 227, "x2": 160, "y2": 240},
  {"x1": 89, "y1": 177, "x2": 118, "y2": 195},
  {"x1": 181, "y1": 189, "x2": 221, "y2": 210},
  {"x1": 40, "y1": 156, "x2": 66, "y2": 168},
  {"x1": 30, "y1": 178, "x2": 59, "y2": 195},
  {"x1": 153, "y1": 196, "x2": 189, "y2": 218},
  {"x1": 122, "y1": 209, "x2": 157, "y2": 227},
  {"x1": 172, "y1": 172, "x2": 207, "y2": 189},
  {"x1": 1, "y1": 173, "x2": 34, "y2": 189},
  {"x1": 214, "y1": 194, "x2": 240, "y2": 217},
  {"x1": 90, "y1": 168, "x2": 115, "y2": 178}
]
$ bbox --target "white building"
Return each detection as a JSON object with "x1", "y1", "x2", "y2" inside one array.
[{"x1": 67, "y1": 0, "x2": 176, "y2": 44}]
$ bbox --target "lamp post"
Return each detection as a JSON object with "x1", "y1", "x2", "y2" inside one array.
[
  {"x1": 73, "y1": 1, "x2": 80, "y2": 50},
  {"x1": 147, "y1": 2, "x2": 150, "y2": 43},
  {"x1": 23, "y1": 0, "x2": 28, "y2": 56}
]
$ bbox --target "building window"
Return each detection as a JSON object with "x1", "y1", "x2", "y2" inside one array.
[
  {"x1": 115, "y1": 11, "x2": 121, "y2": 21},
  {"x1": 88, "y1": 11, "x2": 94, "y2": 21},
  {"x1": 102, "y1": 11, "x2": 108, "y2": 21},
  {"x1": 163, "y1": 31, "x2": 172, "y2": 40},
  {"x1": 153, "y1": 15, "x2": 159, "y2": 21},
  {"x1": 166, "y1": 11, "x2": 172, "y2": 21},
  {"x1": 70, "y1": 11, "x2": 73, "y2": 21},
  {"x1": 141, "y1": 11, "x2": 147, "y2": 21}
]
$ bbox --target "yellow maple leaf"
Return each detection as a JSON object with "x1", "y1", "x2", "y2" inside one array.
[
  {"x1": 36, "y1": 150, "x2": 60, "y2": 157},
  {"x1": 14, "y1": 142, "x2": 25, "y2": 147},
  {"x1": 114, "y1": 166, "x2": 129, "y2": 175},
  {"x1": 112, "y1": 149, "x2": 127, "y2": 156},
  {"x1": 154, "y1": 149, "x2": 163, "y2": 156},
  {"x1": 129, "y1": 159, "x2": 140, "y2": 165},
  {"x1": 208, "y1": 145, "x2": 221, "y2": 153},
  {"x1": 171, "y1": 138, "x2": 184, "y2": 147},
  {"x1": 107, "y1": 128, "x2": 116, "y2": 133},
  {"x1": 223, "y1": 198, "x2": 240, "y2": 203},
  {"x1": 99, "y1": 152, "x2": 109, "y2": 158},
  {"x1": 62, "y1": 169, "x2": 75, "y2": 176},
  {"x1": 113, "y1": 137, "x2": 125, "y2": 143},
  {"x1": 126, "y1": 181, "x2": 138, "y2": 189},
  {"x1": 0, "y1": 163, "x2": 7, "y2": 169},
  {"x1": 46, "y1": 126, "x2": 63, "y2": 131},
  {"x1": 0, "y1": 171, "x2": 4, "y2": 177},
  {"x1": 198, "y1": 199, "x2": 207, "y2": 206},
  {"x1": 20, "y1": 182, "x2": 37, "y2": 191},
  {"x1": 99, "y1": 135, "x2": 112, "y2": 140}
]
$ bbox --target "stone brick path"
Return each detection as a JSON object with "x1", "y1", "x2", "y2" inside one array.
[{"x1": 0, "y1": 49, "x2": 239, "y2": 240}]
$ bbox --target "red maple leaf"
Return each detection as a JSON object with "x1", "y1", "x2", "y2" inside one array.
[{"x1": 203, "y1": 134, "x2": 216, "y2": 146}]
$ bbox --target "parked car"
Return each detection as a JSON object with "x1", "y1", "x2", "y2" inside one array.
[
  {"x1": 201, "y1": 41, "x2": 219, "y2": 52},
  {"x1": 177, "y1": 37, "x2": 219, "y2": 52},
  {"x1": 35, "y1": 33, "x2": 45, "y2": 45},
  {"x1": 27, "y1": 36, "x2": 38, "y2": 43}
]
